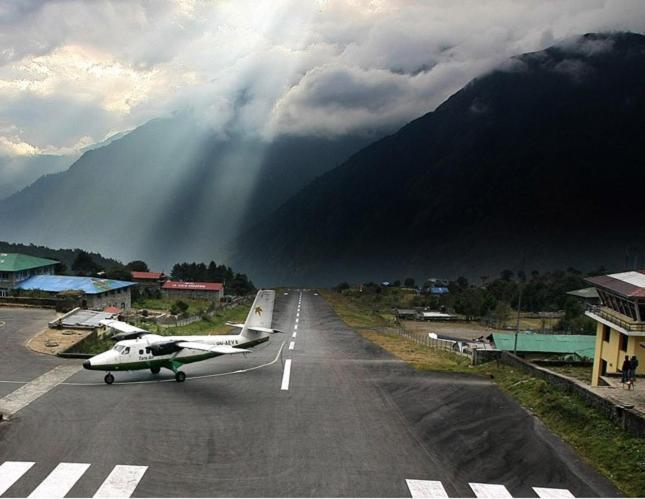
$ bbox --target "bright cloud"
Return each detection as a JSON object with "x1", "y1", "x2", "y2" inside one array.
[{"x1": 0, "y1": 0, "x2": 644, "y2": 155}]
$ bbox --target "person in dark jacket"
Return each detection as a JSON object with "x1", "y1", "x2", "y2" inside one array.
[
  {"x1": 621, "y1": 355, "x2": 631, "y2": 384},
  {"x1": 630, "y1": 355, "x2": 639, "y2": 382}
]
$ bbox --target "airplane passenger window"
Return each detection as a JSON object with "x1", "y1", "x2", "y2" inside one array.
[{"x1": 139, "y1": 349, "x2": 143, "y2": 355}]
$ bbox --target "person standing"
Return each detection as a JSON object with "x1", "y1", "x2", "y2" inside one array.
[
  {"x1": 630, "y1": 355, "x2": 639, "y2": 382},
  {"x1": 621, "y1": 355, "x2": 631, "y2": 385}
]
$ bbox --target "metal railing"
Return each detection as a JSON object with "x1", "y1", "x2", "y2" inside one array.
[
  {"x1": 585, "y1": 304, "x2": 645, "y2": 333},
  {"x1": 395, "y1": 325, "x2": 471, "y2": 357}
]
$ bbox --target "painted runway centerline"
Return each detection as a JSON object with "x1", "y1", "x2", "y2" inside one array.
[
  {"x1": 289, "y1": 341, "x2": 295, "y2": 350},
  {"x1": 281, "y1": 359, "x2": 292, "y2": 391}
]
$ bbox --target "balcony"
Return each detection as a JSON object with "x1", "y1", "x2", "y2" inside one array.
[{"x1": 585, "y1": 304, "x2": 645, "y2": 334}]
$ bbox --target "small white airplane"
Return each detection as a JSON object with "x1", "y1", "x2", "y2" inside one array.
[{"x1": 83, "y1": 289, "x2": 283, "y2": 384}]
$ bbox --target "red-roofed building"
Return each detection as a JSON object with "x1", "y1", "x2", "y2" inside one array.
[
  {"x1": 131, "y1": 271, "x2": 166, "y2": 296},
  {"x1": 161, "y1": 281, "x2": 224, "y2": 301},
  {"x1": 131, "y1": 271, "x2": 166, "y2": 282}
]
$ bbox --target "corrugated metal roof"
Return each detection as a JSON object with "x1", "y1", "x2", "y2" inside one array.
[
  {"x1": 492, "y1": 333, "x2": 595, "y2": 358},
  {"x1": 586, "y1": 271, "x2": 645, "y2": 298},
  {"x1": 131, "y1": 271, "x2": 164, "y2": 280},
  {"x1": 162, "y1": 281, "x2": 223, "y2": 291},
  {"x1": 60, "y1": 309, "x2": 118, "y2": 328},
  {"x1": 16, "y1": 275, "x2": 135, "y2": 294},
  {"x1": 0, "y1": 253, "x2": 58, "y2": 272}
]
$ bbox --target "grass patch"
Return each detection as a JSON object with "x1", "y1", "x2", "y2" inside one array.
[
  {"x1": 548, "y1": 365, "x2": 593, "y2": 384},
  {"x1": 360, "y1": 330, "x2": 471, "y2": 372},
  {"x1": 319, "y1": 289, "x2": 392, "y2": 328},
  {"x1": 132, "y1": 297, "x2": 214, "y2": 316},
  {"x1": 70, "y1": 333, "x2": 115, "y2": 355},
  {"x1": 323, "y1": 290, "x2": 645, "y2": 496}
]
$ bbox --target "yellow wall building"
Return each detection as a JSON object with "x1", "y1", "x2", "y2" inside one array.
[{"x1": 585, "y1": 271, "x2": 645, "y2": 386}]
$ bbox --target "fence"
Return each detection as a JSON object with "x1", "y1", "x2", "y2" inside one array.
[{"x1": 395, "y1": 324, "x2": 471, "y2": 357}]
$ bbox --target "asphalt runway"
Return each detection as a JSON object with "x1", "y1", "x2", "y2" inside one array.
[{"x1": 0, "y1": 294, "x2": 620, "y2": 497}]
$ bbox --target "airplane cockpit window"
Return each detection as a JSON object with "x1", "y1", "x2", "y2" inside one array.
[
  {"x1": 114, "y1": 345, "x2": 124, "y2": 352},
  {"x1": 124, "y1": 347, "x2": 130, "y2": 354}
]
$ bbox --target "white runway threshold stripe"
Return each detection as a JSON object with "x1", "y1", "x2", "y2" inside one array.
[
  {"x1": 0, "y1": 461, "x2": 35, "y2": 495},
  {"x1": 94, "y1": 465, "x2": 148, "y2": 498},
  {"x1": 281, "y1": 359, "x2": 292, "y2": 391},
  {"x1": 469, "y1": 483, "x2": 513, "y2": 498},
  {"x1": 406, "y1": 479, "x2": 448, "y2": 498},
  {"x1": 533, "y1": 487, "x2": 575, "y2": 498},
  {"x1": 0, "y1": 365, "x2": 81, "y2": 417},
  {"x1": 28, "y1": 462, "x2": 90, "y2": 498}
]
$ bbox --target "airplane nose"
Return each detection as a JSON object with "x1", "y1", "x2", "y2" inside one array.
[{"x1": 83, "y1": 360, "x2": 91, "y2": 369}]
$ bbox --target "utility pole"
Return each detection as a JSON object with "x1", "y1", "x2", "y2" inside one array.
[{"x1": 513, "y1": 257, "x2": 525, "y2": 355}]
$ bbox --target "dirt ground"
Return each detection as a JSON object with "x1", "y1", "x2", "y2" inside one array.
[{"x1": 27, "y1": 327, "x2": 93, "y2": 356}]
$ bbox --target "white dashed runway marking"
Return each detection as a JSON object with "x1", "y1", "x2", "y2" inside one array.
[{"x1": 281, "y1": 359, "x2": 292, "y2": 391}]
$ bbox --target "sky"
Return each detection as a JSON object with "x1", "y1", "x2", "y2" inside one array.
[{"x1": 1, "y1": 0, "x2": 645, "y2": 161}]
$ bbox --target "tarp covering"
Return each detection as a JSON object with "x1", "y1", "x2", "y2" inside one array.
[
  {"x1": 492, "y1": 332, "x2": 595, "y2": 358},
  {"x1": 16, "y1": 275, "x2": 135, "y2": 295}
]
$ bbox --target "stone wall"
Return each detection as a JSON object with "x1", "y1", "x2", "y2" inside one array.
[
  {"x1": 0, "y1": 296, "x2": 79, "y2": 312},
  {"x1": 500, "y1": 352, "x2": 645, "y2": 438}
]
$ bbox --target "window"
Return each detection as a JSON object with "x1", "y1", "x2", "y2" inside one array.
[
  {"x1": 139, "y1": 349, "x2": 144, "y2": 355},
  {"x1": 145, "y1": 347, "x2": 151, "y2": 354},
  {"x1": 114, "y1": 345, "x2": 124, "y2": 352},
  {"x1": 603, "y1": 325, "x2": 611, "y2": 342},
  {"x1": 620, "y1": 334, "x2": 628, "y2": 352},
  {"x1": 124, "y1": 347, "x2": 130, "y2": 354}
]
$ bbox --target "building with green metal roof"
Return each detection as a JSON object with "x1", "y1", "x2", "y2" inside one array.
[
  {"x1": 0, "y1": 253, "x2": 58, "y2": 297},
  {"x1": 492, "y1": 332, "x2": 595, "y2": 359}
]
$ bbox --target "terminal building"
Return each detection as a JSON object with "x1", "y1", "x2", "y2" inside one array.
[
  {"x1": 0, "y1": 253, "x2": 58, "y2": 297},
  {"x1": 584, "y1": 271, "x2": 645, "y2": 386}
]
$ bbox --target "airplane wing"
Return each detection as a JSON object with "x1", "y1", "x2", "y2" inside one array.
[
  {"x1": 100, "y1": 319, "x2": 149, "y2": 340},
  {"x1": 175, "y1": 341, "x2": 251, "y2": 354}
]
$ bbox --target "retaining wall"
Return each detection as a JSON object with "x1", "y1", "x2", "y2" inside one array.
[{"x1": 500, "y1": 352, "x2": 645, "y2": 437}]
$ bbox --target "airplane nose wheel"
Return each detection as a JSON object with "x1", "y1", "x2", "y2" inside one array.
[
  {"x1": 104, "y1": 373, "x2": 115, "y2": 385},
  {"x1": 175, "y1": 371, "x2": 186, "y2": 383}
]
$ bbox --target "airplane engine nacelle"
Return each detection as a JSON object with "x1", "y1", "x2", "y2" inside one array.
[{"x1": 150, "y1": 342, "x2": 182, "y2": 356}]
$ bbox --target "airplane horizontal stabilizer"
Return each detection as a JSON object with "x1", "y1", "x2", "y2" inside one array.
[
  {"x1": 248, "y1": 326, "x2": 285, "y2": 334},
  {"x1": 175, "y1": 341, "x2": 251, "y2": 355},
  {"x1": 225, "y1": 322, "x2": 246, "y2": 328}
]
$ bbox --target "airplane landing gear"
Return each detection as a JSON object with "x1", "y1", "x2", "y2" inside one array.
[
  {"x1": 104, "y1": 373, "x2": 115, "y2": 385},
  {"x1": 175, "y1": 371, "x2": 186, "y2": 383},
  {"x1": 150, "y1": 366, "x2": 161, "y2": 374}
]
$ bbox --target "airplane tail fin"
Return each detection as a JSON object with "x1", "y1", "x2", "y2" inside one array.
[{"x1": 240, "y1": 289, "x2": 276, "y2": 339}]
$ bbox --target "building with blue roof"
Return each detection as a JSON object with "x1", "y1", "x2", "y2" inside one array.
[{"x1": 16, "y1": 275, "x2": 135, "y2": 310}]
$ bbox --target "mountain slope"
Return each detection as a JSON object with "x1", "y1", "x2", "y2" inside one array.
[
  {"x1": 0, "y1": 115, "x2": 378, "y2": 270},
  {"x1": 232, "y1": 33, "x2": 645, "y2": 285}
]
